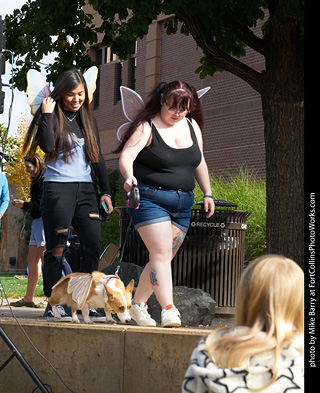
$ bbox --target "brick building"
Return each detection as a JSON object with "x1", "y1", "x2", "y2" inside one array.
[{"x1": 89, "y1": 14, "x2": 266, "y2": 179}]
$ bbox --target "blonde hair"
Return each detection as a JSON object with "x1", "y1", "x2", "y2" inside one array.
[{"x1": 205, "y1": 254, "x2": 304, "y2": 391}]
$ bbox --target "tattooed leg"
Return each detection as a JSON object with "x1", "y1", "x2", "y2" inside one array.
[
  {"x1": 133, "y1": 221, "x2": 179, "y2": 308},
  {"x1": 150, "y1": 268, "x2": 160, "y2": 286},
  {"x1": 172, "y1": 229, "x2": 186, "y2": 259}
]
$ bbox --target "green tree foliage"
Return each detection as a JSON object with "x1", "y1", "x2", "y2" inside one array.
[
  {"x1": 5, "y1": 0, "x2": 303, "y2": 92},
  {"x1": 0, "y1": 123, "x2": 22, "y2": 168},
  {"x1": 3, "y1": 117, "x2": 44, "y2": 199}
]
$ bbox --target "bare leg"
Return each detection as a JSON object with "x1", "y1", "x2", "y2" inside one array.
[
  {"x1": 24, "y1": 245, "x2": 46, "y2": 302},
  {"x1": 134, "y1": 221, "x2": 186, "y2": 309}
]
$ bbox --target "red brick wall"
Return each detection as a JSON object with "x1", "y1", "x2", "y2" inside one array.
[{"x1": 93, "y1": 21, "x2": 266, "y2": 179}]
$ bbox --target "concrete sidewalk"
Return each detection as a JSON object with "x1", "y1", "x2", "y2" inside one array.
[
  {"x1": 0, "y1": 297, "x2": 48, "y2": 319},
  {"x1": 0, "y1": 296, "x2": 233, "y2": 329}
]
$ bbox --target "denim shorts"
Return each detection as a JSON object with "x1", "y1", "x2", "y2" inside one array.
[
  {"x1": 127, "y1": 183, "x2": 194, "y2": 233},
  {"x1": 29, "y1": 217, "x2": 46, "y2": 247}
]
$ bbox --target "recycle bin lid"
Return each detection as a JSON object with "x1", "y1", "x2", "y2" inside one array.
[{"x1": 196, "y1": 200, "x2": 237, "y2": 208}]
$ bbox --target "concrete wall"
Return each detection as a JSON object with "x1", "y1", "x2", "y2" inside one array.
[{"x1": 0, "y1": 320, "x2": 209, "y2": 393}]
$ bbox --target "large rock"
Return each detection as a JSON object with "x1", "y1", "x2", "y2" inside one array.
[
  {"x1": 147, "y1": 286, "x2": 216, "y2": 327},
  {"x1": 102, "y1": 262, "x2": 216, "y2": 327}
]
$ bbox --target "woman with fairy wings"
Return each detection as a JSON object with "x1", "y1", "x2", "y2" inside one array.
[
  {"x1": 115, "y1": 81, "x2": 215, "y2": 327},
  {"x1": 23, "y1": 67, "x2": 113, "y2": 322}
]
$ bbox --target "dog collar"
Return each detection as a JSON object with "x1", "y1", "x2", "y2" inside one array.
[
  {"x1": 104, "y1": 302, "x2": 116, "y2": 314},
  {"x1": 103, "y1": 275, "x2": 120, "y2": 285}
]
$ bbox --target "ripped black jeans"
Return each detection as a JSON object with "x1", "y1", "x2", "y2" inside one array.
[{"x1": 41, "y1": 182, "x2": 101, "y2": 297}]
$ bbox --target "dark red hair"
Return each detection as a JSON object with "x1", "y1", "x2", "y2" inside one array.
[{"x1": 114, "y1": 81, "x2": 204, "y2": 153}]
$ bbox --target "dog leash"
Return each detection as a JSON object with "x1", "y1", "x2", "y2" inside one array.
[{"x1": 115, "y1": 185, "x2": 140, "y2": 277}]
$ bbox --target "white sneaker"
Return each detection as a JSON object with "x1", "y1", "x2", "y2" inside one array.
[
  {"x1": 130, "y1": 302, "x2": 156, "y2": 327},
  {"x1": 161, "y1": 305, "x2": 181, "y2": 327},
  {"x1": 52, "y1": 305, "x2": 72, "y2": 322}
]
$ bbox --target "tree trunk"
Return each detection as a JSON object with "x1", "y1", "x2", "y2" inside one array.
[
  {"x1": 262, "y1": 95, "x2": 304, "y2": 268},
  {"x1": 178, "y1": 2, "x2": 304, "y2": 267},
  {"x1": 261, "y1": 5, "x2": 304, "y2": 267}
]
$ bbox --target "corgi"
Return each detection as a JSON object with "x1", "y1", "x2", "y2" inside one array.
[{"x1": 48, "y1": 271, "x2": 134, "y2": 324}]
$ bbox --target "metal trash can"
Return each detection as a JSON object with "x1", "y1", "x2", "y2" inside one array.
[{"x1": 117, "y1": 201, "x2": 251, "y2": 315}]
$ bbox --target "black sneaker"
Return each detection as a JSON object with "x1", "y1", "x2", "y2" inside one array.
[
  {"x1": 46, "y1": 305, "x2": 54, "y2": 322},
  {"x1": 89, "y1": 308, "x2": 106, "y2": 322}
]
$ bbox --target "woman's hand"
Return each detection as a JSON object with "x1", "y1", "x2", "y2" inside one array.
[
  {"x1": 41, "y1": 97, "x2": 56, "y2": 113},
  {"x1": 203, "y1": 197, "x2": 215, "y2": 218},
  {"x1": 12, "y1": 199, "x2": 24, "y2": 209},
  {"x1": 123, "y1": 175, "x2": 138, "y2": 193},
  {"x1": 99, "y1": 195, "x2": 113, "y2": 215}
]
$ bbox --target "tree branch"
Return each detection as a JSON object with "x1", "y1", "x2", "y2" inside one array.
[
  {"x1": 177, "y1": 7, "x2": 264, "y2": 93},
  {"x1": 224, "y1": 15, "x2": 269, "y2": 57}
]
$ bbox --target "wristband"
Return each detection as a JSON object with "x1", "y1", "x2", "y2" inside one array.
[
  {"x1": 203, "y1": 195, "x2": 213, "y2": 199},
  {"x1": 102, "y1": 194, "x2": 112, "y2": 199}
]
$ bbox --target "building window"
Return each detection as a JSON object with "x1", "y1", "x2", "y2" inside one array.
[
  {"x1": 94, "y1": 48, "x2": 103, "y2": 108},
  {"x1": 106, "y1": 47, "x2": 117, "y2": 63},
  {"x1": 95, "y1": 46, "x2": 118, "y2": 65},
  {"x1": 94, "y1": 43, "x2": 137, "y2": 104},
  {"x1": 115, "y1": 62, "x2": 123, "y2": 103},
  {"x1": 128, "y1": 41, "x2": 137, "y2": 90},
  {"x1": 96, "y1": 48, "x2": 103, "y2": 65}
]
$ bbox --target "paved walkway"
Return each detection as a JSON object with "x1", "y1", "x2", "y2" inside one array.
[
  {"x1": 0, "y1": 297, "x2": 47, "y2": 319},
  {"x1": 0, "y1": 296, "x2": 233, "y2": 329}
]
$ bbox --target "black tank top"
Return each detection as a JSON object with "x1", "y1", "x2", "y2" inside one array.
[{"x1": 133, "y1": 120, "x2": 202, "y2": 191}]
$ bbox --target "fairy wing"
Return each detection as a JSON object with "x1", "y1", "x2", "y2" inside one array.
[
  {"x1": 197, "y1": 87, "x2": 211, "y2": 98},
  {"x1": 116, "y1": 85, "x2": 210, "y2": 141},
  {"x1": 83, "y1": 66, "x2": 98, "y2": 103},
  {"x1": 120, "y1": 86, "x2": 145, "y2": 122},
  {"x1": 26, "y1": 69, "x2": 51, "y2": 116},
  {"x1": 66, "y1": 273, "x2": 93, "y2": 309},
  {"x1": 117, "y1": 121, "x2": 132, "y2": 142},
  {"x1": 117, "y1": 86, "x2": 145, "y2": 141}
]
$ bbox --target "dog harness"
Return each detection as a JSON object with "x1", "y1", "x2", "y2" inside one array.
[{"x1": 57, "y1": 273, "x2": 120, "y2": 309}]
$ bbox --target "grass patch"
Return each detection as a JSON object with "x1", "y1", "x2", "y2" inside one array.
[{"x1": 0, "y1": 273, "x2": 44, "y2": 299}]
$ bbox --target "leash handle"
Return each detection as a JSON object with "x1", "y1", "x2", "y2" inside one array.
[{"x1": 127, "y1": 185, "x2": 140, "y2": 209}]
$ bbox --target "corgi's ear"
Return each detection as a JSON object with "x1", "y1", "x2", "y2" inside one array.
[
  {"x1": 126, "y1": 279, "x2": 134, "y2": 293},
  {"x1": 105, "y1": 285, "x2": 115, "y2": 301}
]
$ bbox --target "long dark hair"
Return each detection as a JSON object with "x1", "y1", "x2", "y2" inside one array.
[
  {"x1": 114, "y1": 81, "x2": 204, "y2": 153},
  {"x1": 24, "y1": 153, "x2": 46, "y2": 190},
  {"x1": 23, "y1": 69, "x2": 100, "y2": 163}
]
